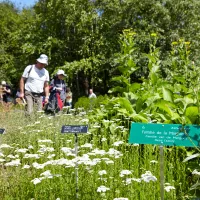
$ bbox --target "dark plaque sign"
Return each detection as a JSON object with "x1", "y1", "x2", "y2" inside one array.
[
  {"x1": 61, "y1": 125, "x2": 88, "y2": 134},
  {"x1": 0, "y1": 129, "x2": 5, "y2": 134}
]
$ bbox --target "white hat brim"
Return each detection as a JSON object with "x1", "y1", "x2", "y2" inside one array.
[
  {"x1": 37, "y1": 58, "x2": 48, "y2": 65},
  {"x1": 57, "y1": 73, "x2": 66, "y2": 76}
]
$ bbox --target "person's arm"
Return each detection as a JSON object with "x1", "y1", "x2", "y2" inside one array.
[
  {"x1": 49, "y1": 79, "x2": 55, "y2": 91},
  {"x1": 19, "y1": 77, "x2": 25, "y2": 98},
  {"x1": 4, "y1": 87, "x2": 11, "y2": 94},
  {"x1": 19, "y1": 65, "x2": 32, "y2": 98},
  {"x1": 44, "y1": 81, "x2": 49, "y2": 104}
]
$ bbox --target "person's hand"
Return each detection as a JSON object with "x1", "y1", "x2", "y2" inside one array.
[
  {"x1": 19, "y1": 92, "x2": 24, "y2": 98},
  {"x1": 44, "y1": 97, "x2": 49, "y2": 104}
]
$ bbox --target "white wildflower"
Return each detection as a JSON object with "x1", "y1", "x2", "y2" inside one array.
[
  {"x1": 91, "y1": 149, "x2": 106, "y2": 156},
  {"x1": 113, "y1": 141, "x2": 124, "y2": 147},
  {"x1": 132, "y1": 178, "x2": 141, "y2": 183},
  {"x1": 150, "y1": 160, "x2": 158, "y2": 164},
  {"x1": 192, "y1": 169, "x2": 200, "y2": 176},
  {"x1": 31, "y1": 177, "x2": 44, "y2": 185},
  {"x1": 7, "y1": 155, "x2": 16, "y2": 159},
  {"x1": 80, "y1": 118, "x2": 89, "y2": 123},
  {"x1": 123, "y1": 178, "x2": 132, "y2": 185},
  {"x1": 123, "y1": 178, "x2": 141, "y2": 185},
  {"x1": 37, "y1": 147, "x2": 54, "y2": 153},
  {"x1": 61, "y1": 147, "x2": 74, "y2": 154},
  {"x1": 97, "y1": 185, "x2": 110, "y2": 193},
  {"x1": 115, "y1": 126, "x2": 124, "y2": 130},
  {"x1": 105, "y1": 160, "x2": 114, "y2": 165},
  {"x1": 120, "y1": 170, "x2": 132, "y2": 177},
  {"x1": 16, "y1": 148, "x2": 28, "y2": 153},
  {"x1": 81, "y1": 143, "x2": 93, "y2": 148},
  {"x1": 164, "y1": 186, "x2": 175, "y2": 192},
  {"x1": 38, "y1": 139, "x2": 53, "y2": 143},
  {"x1": 22, "y1": 165, "x2": 31, "y2": 169},
  {"x1": 47, "y1": 154, "x2": 56, "y2": 159},
  {"x1": 28, "y1": 145, "x2": 34, "y2": 149},
  {"x1": 0, "y1": 144, "x2": 12, "y2": 149},
  {"x1": 113, "y1": 198, "x2": 128, "y2": 200},
  {"x1": 107, "y1": 148, "x2": 123, "y2": 158},
  {"x1": 24, "y1": 154, "x2": 40, "y2": 159},
  {"x1": 5, "y1": 159, "x2": 21, "y2": 166},
  {"x1": 98, "y1": 170, "x2": 107, "y2": 176},
  {"x1": 0, "y1": 152, "x2": 5, "y2": 157},
  {"x1": 93, "y1": 125, "x2": 101, "y2": 128},
  {"x1": 32, "y1": 162, "x2": 45, "y2": 169},
  {"x1": 141, "y1": 171, "x2": 157, "y2": 182},
  {"x1": 101, "y1": 138, "x2": 107, "y2": 142},
  {"x1": 0, "y1": 158, "x2": 6, "y2": 162},
  {"x1": 40, "y1": 170, "x2": 53, "y2": 178}
]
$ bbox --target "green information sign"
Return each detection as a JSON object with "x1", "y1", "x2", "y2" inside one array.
[{"x1": 129, "y1": 123, "x2": 200, "y2": 147}]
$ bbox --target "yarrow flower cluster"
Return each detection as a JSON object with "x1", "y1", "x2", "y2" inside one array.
[
  {"x1": 81, "y1": 143, "x2": 93, "y2": 148},
  {"x1": 120, "y1": 170, "x2": 132, "y2": 177},
  {"x1": 141, "y1": 171, "x2": 157, "y2": 182},
  {"x1": 113, "y1": 141, "x2": 124, "y2": 147},
  {"x1": 31, "y1": 170, "x2": 62, "y2": 185},
  {"x1": 5, "y1": 159, "x2": 21, "y2": 167},
  {"x1": 192, "y1": 169, "x2": 200, "y2": 176},
  {"x1": 97, "y1": 185, "x2": 110, "y2": 193},
  {"x1": 98, "y1": 170, "x2": 107, "y2": 176},
  {"x1": 164, "y1": 185, "x2": 175, "y2": 192}
]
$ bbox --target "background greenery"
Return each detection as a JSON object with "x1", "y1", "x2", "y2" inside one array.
[{"x1": 1, "y1": 0, "x2": 200, "y2": 98}]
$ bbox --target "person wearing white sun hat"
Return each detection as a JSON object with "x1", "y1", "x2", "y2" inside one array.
[
  {"x1": 19, "y1": 54, "x2": 50, "y2": 115},
  {"x1": 45, "y1": 69, "x2": 67, "y2": 113}
]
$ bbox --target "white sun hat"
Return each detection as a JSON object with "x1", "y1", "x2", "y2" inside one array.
[
  {"x1": 1, "y1": 81, "x2": 6, "y2": 85},
  {"x1": 57, "y1": 69, "x2": 66, "y2": 76},
  {"x1": 37, "y1": 54, "x2": 48, "y2": 65}
]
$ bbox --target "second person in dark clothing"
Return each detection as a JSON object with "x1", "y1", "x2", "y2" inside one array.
[{"x1": 46, "y1": 70, "x2": 66, "y2": 112}]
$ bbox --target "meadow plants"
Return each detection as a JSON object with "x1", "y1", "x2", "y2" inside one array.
[{"x1": 0, "y1": 109, "x2": 189, "y2": 200}]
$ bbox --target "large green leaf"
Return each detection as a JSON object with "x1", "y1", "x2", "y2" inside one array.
[
  {"x1": 162, "y1": 86, "x2": 173, "y2": 102},
  {"x1": 154, "y1": 100, "x2": 176, "y2": 117},
  {"x1": 185, "y1": 106, "x2": 199, "y2": 124},
  {"x1": 118, "y1": 97, "x2": 135, "y2": 114},
  {"x1": 129, "y1": 113, "x2": 148, "y2": 123},
  {"x1": 145, "y1": 93, "x2": 161, "y2": 107},
  {"x1": 129, "y1": 83, "x2": 141, "y2": 92}
]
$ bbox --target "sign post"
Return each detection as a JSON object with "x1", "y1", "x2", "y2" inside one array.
[
  {"x1": 129, "y1": 123, "x2": 200, "y2": 200},
  {"x1": 61, "y1": 125, "x2": 88, "y2": 199},
  {"x1": 160, "y1": 146, "x2": 164, "y2": 200}
]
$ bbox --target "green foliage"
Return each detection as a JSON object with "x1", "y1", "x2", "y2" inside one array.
[{"x1": 74, "y1": 95, "x2": 108, "y2": 111}]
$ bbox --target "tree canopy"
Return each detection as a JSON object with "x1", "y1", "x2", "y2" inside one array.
[{"x1": 1, "y1": 0, "x2": 200, "y2": 95}]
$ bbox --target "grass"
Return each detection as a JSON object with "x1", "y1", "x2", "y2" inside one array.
[{"x1": 0, "y1": 106, "x2": 192, "y2": 200}]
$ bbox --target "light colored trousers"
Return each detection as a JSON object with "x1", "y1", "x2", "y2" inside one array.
[{"x1": 25, "y1": 91, "x2": 42, "y2": 115}]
